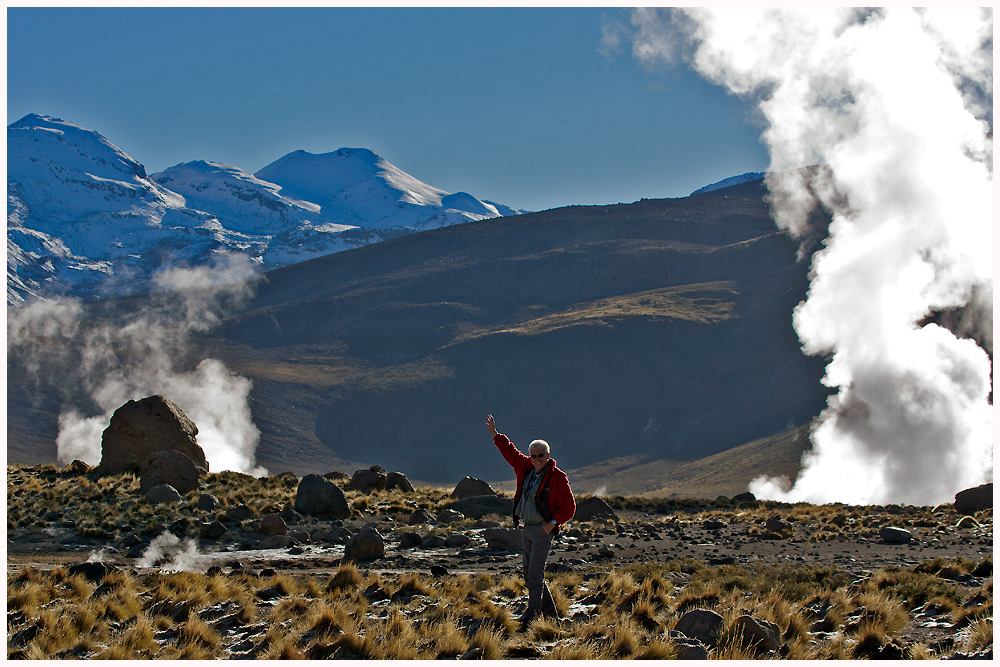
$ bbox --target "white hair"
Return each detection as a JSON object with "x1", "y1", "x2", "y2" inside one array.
[{"x1": 528, "y1": 440, "x2": 550, "y2": 455}]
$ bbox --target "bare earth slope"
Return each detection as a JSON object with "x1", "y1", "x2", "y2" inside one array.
[{"x1": 8, "y1": 180, "x2": 833, "y2": 491}]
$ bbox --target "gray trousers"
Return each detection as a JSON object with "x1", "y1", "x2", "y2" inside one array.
[{"x1": 521, "y1": 523, "x2": 558, "y2": 618}]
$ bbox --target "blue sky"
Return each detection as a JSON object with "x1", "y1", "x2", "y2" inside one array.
[{"x1": 7, "y1": 7, "x2": 769, "y2": 213}]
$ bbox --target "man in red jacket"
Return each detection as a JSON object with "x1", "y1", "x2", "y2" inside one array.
[{"x1": 486, "y1": 413, "x2": 576, "y2": 627}]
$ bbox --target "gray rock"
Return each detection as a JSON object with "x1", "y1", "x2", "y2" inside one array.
[
  {"x1": 437, "y1": 508, "x2": 465, "y2": 523},
  {"x1": 732, "y1": 491, "x2": 756, "y2": 503},
  {"x1": 294, "y1": 474, "x2": 351, "y2": 518},
  {"x1": 765, "y1": 516, "x2": 791, "y2": 535},
  {"x1": 421, "y1": 534, "x2": 447, "y2": 549},
  {"x1": 69, "y1": 460, "x2": 91, "y2": 474},
  {"x1": 323, "y1": 471, "x2": 350, "y2": 481},
  {"x1": 344, "y1": 527, "x2": 385, "y2": 561},
  {"x1": 733, "y1": 614, "x2": 781, "y2": 654},
  {"x1": 484, "y1": 527, "x2": 522, "y2": 551},
  {"x1": 879, "y1": 525, "x2": 913, "y2": 544},
  {"x1": 398, "y1": 532, "x2": 423, "y2": 548},
  {"x1": 261, "y1": 535, "x2": 295, "y2": 549},
  {"x1": 669, "y1": 632, "x2": 709, "y2": 660},
  {"x1": 674, "y1": 608, "x2": 724, "y2": 647},
  {"x1": 259, "y1": 515, "x2": 288, "y2": 536},
  {"x1": 445, "y1": 494, "x2": 514, "y2": 519},
  {"x1": 287, "y1": 530, "x2": 311, "y2": 544},
  {"x1": 955, "y1": 483, "x2": 993, "y2": 515},
  {"x1": 408, "y1": 508, "x2": 432, "y2": 525},
  {"x1": 349, "y1": 466, "x2": 387, "y2": 492},
  {"x1": 200, "y1": 521, "x2": 228, "y2": 540},
  {"x1": 451, "y1": 476, "x2": 496, "y2": 499},
  {"x1": 198, "y1": 493, "x2": 219, "y2": 511},
  {"x1": 574, "y1": 496, "x2": 618, "y2": 521},
  {"x1": 139, "y1": 449, "x2": 205, "y2": 494},
  {"x1": 224, "y1": 504, "x2": 253, "y2": 522},
  {"x1": 145, "y1": 484, "x2": 182, "y2": 505},
  {"x1": 98, "y1": 395, "x2": 206, "y2": 474},
  {"x1": 445, "y1": 533, "x2": 472, "y2": 547},
  {"x1": 386, "y1": 471, "x2": 415, "y2": 492}
]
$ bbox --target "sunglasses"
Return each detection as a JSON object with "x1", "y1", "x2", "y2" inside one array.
[{"x1": 530, "y1": 453, "x2": 547, "y2": 458}]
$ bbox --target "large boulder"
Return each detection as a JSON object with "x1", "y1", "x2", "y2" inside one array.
[
  {"x1": 350, "y1": 466, "x2": 387, "y2": 492},
  {"x1": 444, "y1": 495, "x2": 514, "y2": 519},
  {"x1": 483, "y1": 527, "x2": 522, "y2": 551},
  {"x1": 294, "y1": 474, "x2": 351, "y2": 518},
  {"x1": 451, "y1": 476, "x2": 497, "y2": 499},
  {"x1": 386, "y1": 471, "x2": 415, "y2": 492},
  {"x1": 674, "y1": 609, "x2": 724, "y2": 647},
  {"x1": 144, "y1": 483, "x2": 182, "y2": 505},
  {"x1": 139, "y1": 450, "x2": 205, "y2": 494},
  {"x1": 732, "y1": 615, "x2": 781, "y2": 654},
  {"x1": 955, "y1": 483, "x2": 993, "y2": 515},
  {"x1": 879, "y1": 526, "x2": 913, "y2": 544},
  {"x1": 344, "y1": 528, "x2": 385, "y2": 562},
  {"x1": 99, "y1": 395, "x2": 206, "y2": 474},
  {"x1": 574, "y1": 496, "x2": 618, "y2": 522}
]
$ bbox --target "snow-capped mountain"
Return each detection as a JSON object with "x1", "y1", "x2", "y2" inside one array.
[
  {"x1": 8, "y1": 114, "x2": 524, "y2": 306},
  {"x1": 690, "y1": 171, "x2": 765, "y2": 195}
]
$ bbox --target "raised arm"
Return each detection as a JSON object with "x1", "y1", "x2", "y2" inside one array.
[{"x1": 486, "y1": 413, "x2": 499, "y2": 437}]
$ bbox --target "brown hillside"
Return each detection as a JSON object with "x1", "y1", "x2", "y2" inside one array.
[{"x1": 7, "y1": 181, "x2": 834, "y2": 492}]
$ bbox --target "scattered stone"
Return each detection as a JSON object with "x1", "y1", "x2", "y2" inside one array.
[
  {"x1": 224, "y1": 504, "x2": 254, "y2": 522},
  {"x1": 879, "y1": 526, "x2": 913, "y2": 544},
  {"x1": 349, "y1": 465, "x2": 387, "y2": 492},
  {"x1": 139, "y1": 449, "x2": 205, "y2": 494},
  {"x1": 200, "y1": 521, "x2": 228, "y2": 540},
  {"x1": 288, "y1": 530, "x2": 311, "y2": 544},
  {"x1": 765, "y1": 516, "x2": 791, "y2": 535},
  {"x1": 279, "y1": 506, "x2": 302, "y2": 523},
  {"x1": 386, "y1": 471, "x2": 415, "y2": 492},
  {"x1": 703, "y1": 518, "x2": 726, "y2": 530},
  {"x1": 399, "y1": 532, "x2": 423, "y2": 548},
  {"x1": 956, "y1": 516, "x2": 981, "y2": 529},
  {"x1": 431, "y1": 564, "x2": 449, "y2": 577},
  {"x1": 733, "y1": 614, "x2": 781, "y2": 654},
  {"x1": 69, "y1": 459, "x2": 91, "y2": 474},
  {"x1": 475, "y1": 519, "x2": 501, "y2": 528},
  {"x1": 732, "y1": 491, "x2": 756, "y2": 503},
  {"x1": 596, "y1": 546, "x2": 615, "y2": 558},
  {"x1": 459, "y1": 647, "x2": 482, "y2": 660},
  {"x1": 451, "y1": 476, "x2": 497, "y2": 499},
  {"x1": 206, "y1": 566, "x2": 223, "y2": 576},
  {"x1": 574, "y1": 497, "x2": 618, "y2": 521},
  {"x1": 421, "y1": 535, "x2": 447, "y2": 549},
  {"x1": 98, "y1": 395, "x2": 206, "y2": 474},
  {"x1": 261, "y1": 535, "x2": 294, "y2": 549},
  {"x1": 668, "y1": 631, "x2": 710, "y2": 660},
  {"x1": 437, "y1": 508, "x2": 465, "y2": 523},
  {"x1": 294, "y1": 474, "x2": 351, "y2": 518},
  {"x1": 259, "y1": 515, "x2": 288, "y2": 536},
  {"x1": 344, "y1": 527, "x2": 385, "y2": 561},
  {"x1": 674, "y1": 608, "x2": 725, "y2": 647},
  {"x1": 483, "y1": 527, "x2": 522, "y2": 551},
  {"x1": 145, "y1": 484, "x2": 182, "y2": 505},
  {"x1": 445, "y1": 533, "x2": 472, "y2": 547},
  {"x1": 445, "y1": 494, "x2": 514, "y2": 519},
  {"x1": 954, "y1": 483, "x2": 992, "y2": 515},
  {"x1": 198, "y1": 493, "x2": 219, "y2": 511},
  {"x1": 408, "y1": 508, "x2": 432, "y2": 525},
  {"x1": 323, "y1": 471, "x2": 350, "y2": 481}
]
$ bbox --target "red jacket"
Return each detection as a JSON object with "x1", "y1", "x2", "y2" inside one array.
[{"x1": 494, "y1": 433, "x2": 576, "y2": 529}]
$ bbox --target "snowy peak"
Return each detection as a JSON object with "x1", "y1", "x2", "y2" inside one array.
[
  {"x1": 8, "y1": 113, "x2": 147, "y2": 182},
  {"x1": 690, "y1": 171, "x2": 766, "y2": 195},
  {"x1": 8, "y1": 114, "x2": 524, "y2": 306}
]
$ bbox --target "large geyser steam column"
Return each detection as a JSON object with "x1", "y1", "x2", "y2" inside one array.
[{"x1": 617, "y1": 8, "x2": 993, "y2": 505}]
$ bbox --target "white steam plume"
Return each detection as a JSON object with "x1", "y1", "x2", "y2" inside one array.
[
  {"x1": 137, "y1": 531, "x2": 212, "y2": 572},
  {"x1": 8, "y1": 252, "x2": 267, "y2": 476},
  {"x1": 616, "y1": 8, "x2": 993, "y2": 505}
]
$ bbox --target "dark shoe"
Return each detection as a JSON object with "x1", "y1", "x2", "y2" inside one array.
[{"x1": 517, "y1": 610, "x2": 538, "y2": 632}]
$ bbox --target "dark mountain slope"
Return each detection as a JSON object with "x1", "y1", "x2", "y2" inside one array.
[
  {"x1": 7, "y1": 179, "x2": 833, "y2": 492},
  {"x1": 204, "y1": 181, "x2": 832, "y2": 485}
]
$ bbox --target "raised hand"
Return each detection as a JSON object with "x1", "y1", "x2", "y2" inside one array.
[{"x1": 486, "y1": 414, "x2": 498, "y2": 437}]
